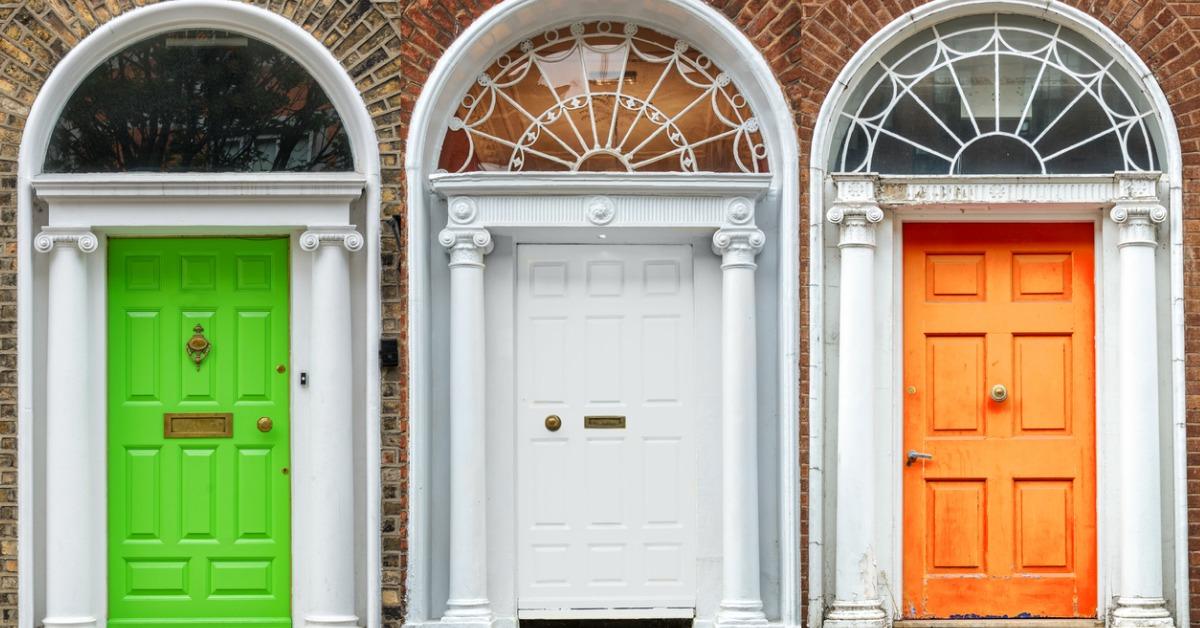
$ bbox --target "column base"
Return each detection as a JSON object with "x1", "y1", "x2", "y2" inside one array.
[
  {"x1": 442, "y1": 598, "x2": 494, "y2": 628},
  {"x1": 305, "y1": 614, "x2": 363, "y2": 628},
  {"x1": 43, "y1": 618, "x2": 98, "y2": 628},
  {"x1": 715, "y1": 598, "x2": 768, "y2": 626},
  {"x1": 824, "y1": 599, "x2": 888, "y2": 628},
  {"x1": 1112, "y1": 597, "x2": 1174, "y2": 627}
]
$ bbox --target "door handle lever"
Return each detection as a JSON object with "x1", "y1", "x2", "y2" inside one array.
[{"x1": 906, "y1": 450, "x2": 933, "y2": 466}]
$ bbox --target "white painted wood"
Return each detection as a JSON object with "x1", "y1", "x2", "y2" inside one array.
[
  {"x1": 36, "y1": 229, "x2": 99, "y2": 628},
  {"x1": 712, "y1": 208, "x2": 768, "y2": 627},
  {"x1": 809, "y1": 2, "x2": 1189, "y2": 626},
  {"x1": 519, "y1": 608, "x2": 697, "y2": 620},
  {"x1": 441, "y1": 225, "x2": 495, "y2": 626},
  {"x1": 823, "y1": 177, "x2": 887, "y2": 628},
  {"x1": 407, "y1": 3, "x2": 802, "y2": 625},
  {"x1": 515, "y1": 244, "x2": 697, "y2": 613},
  {"x1": 16, "y1": 3, "x2": 384, "y2": 627},
  {"x1": 300, "y1": 227, "x2": 365, "y2": 628},
  {"x1": 1109, "y1": 175, "x2": 1174, "y2": 628}
]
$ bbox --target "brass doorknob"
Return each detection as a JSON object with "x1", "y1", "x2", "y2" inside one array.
[
  {"x1": 990, "y1": 384, "x2": 1008, "y2": 403},
  {"x1": 257, "y1": 416, "x2": 274, "y2": 432},
  {"x1": 544, "y1": 415, "x2": 562, "y2": 432}
]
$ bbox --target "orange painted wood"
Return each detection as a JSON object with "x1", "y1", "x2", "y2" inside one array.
[{"x1": 902, "y1": 223, "x2": 1096, "y2": 619}]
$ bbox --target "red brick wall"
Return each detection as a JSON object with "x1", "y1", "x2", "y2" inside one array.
[{"x1": 0, "y1": 1, "x2": 1196, "y2": 626}]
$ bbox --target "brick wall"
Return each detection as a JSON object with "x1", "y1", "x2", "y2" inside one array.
[{"x1": 0, "y1": 0, "x2": 1195, "y2": 626}]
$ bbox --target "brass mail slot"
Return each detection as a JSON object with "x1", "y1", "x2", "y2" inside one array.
[
  {"x1": 164, "y1": 413, "x2": 233, "y2": 438},
  {"x1": 584, "y1": 415, "x2": 626, "y2": 429}
]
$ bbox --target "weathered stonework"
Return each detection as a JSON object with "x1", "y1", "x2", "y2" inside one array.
[{"x1": 0, "y1": 0, "x2": 1198, "y2": 626}]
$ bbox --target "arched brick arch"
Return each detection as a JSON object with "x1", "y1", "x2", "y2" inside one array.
[{"x1": 3, "y1": 0, "x2": 1198, "y2": 626}]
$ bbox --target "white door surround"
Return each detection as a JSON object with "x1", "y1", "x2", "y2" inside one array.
[
  {"x1": 515, "y1": 244, "x2": 698, "y2": 614},
  {"x1": 16, "y1": 2, "x2": 384, "y2": 627},
  {"x1": 809, "y1": 1, "x2": 1188, "y2": 626},
  {"x1": 405, "y1": 2, "x2": 802, "y2": 625},
  {"x1": 424, "y1": 172, "x2": 778, "y2": 628}
]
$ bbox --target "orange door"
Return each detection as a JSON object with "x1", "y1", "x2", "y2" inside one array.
[{"x1": 902, "y1": 223, "x2": 1096, "y2": 619}]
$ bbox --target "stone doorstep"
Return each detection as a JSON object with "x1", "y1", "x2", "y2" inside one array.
[{"x1": 894, "y1": 621, "x2": 1103, "y2": 628}]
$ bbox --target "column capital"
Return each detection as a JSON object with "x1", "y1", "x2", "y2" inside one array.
[
  {"x1": 1111, "y1": 172, "x2": 1166, "y2": 248},
  {"x1": 300, "y1": 226, "x2": 364, "y2": 252},
  {"x1": 34, "y1": 228, "x2": 98, "y2": 254},
  {"x1": 439, "y1": 226, "x2": 494, "y2": 268},
  {"x1": 828, "y1": 174, "x2": 884, "y2": 249},
  {"x1": 713, "y1": 197, "x2": 765, "y2": 269}
]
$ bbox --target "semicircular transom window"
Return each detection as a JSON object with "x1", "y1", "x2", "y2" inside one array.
[
  {"x1": 44, "y1": 29, "x2": 353, "y2": 173},
  {"x1": 438, "y1": 21, "x2": 768, "y2": 174},
  {"x1": 832, "y1": 14, "x2": 1164, "y2": 175}
]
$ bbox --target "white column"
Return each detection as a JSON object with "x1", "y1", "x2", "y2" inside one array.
[
  {"x1": 824, "y1": 175, "x2": 887, "y2": 628},
  {"x1": 439, "y1": 196, "x2": 494, "y2": 627},
  {"x1": 299, "y1": 226, "x2": 364, "y2": 628},
  {"x1": 1110, "y1": 173, "x2": 1175, "y2": 628},
  {"x1": 713, "y1": 198, "x2": 767, "y2": 627},
  {"x1": 37, "y1": 228, "x2": 99, "y2": 628}
]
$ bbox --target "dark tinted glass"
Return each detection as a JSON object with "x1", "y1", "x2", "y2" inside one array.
[{"x1": 44, "y1": 30, "x2": 352, "y2": 173}]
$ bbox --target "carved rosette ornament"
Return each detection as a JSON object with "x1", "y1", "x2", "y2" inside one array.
[
  {"x1": 828, "y1": 174, "x2": 884, "y2": 249},
  {"x1": 712, "y1": 197, "x2": 765, "y2": 269},
  {"x1": 34, "y1": 228, "x2": 98, "y2": 254},
  {"x1": 1111, "y1": 171, "x2": 1167, "y2": 248},
  {"x1": 299, "y1": 226, "x2": 365, "y2": 252}
]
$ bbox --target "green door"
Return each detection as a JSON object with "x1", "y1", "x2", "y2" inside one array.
[{"x1": 108, "y1": 238, "x2": 291, "y2": 627}]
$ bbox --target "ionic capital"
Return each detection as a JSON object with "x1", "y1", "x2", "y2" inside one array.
[
  {"x1": 34, "y1": 228, "x2": 98, "y2": 254},
  {"x1": 439, "y1": 226, "x2": 494, "y2": 268},
  {"x1": 300, "y1": 226, "x2": 364, "y2": 252},
  {"x1": 1111, "y1": 172, "x2": 1166, "y2": 248},
  {"x1": 712, "y1": 197, "x2": 765, "y2": 269},
  {"x1": 829, "y1": 174, "x2": 884, "y2": 249}
]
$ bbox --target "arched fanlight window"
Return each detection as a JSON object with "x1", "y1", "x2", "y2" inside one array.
[
  {"x1": 43, "y1": 30, "x2": 353, "y2": 173},
  {"x1": 831, "y1": 14, "x2": 1164, "y2": 175},
  {"x1": 438, "y1": 21, "x2": 768, "y2": 173}
]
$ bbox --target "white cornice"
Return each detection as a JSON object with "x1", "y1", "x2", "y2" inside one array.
[
  {"x1": 870, "y1": 173, "x2": 1164, "y2": 207},
  {"x1": 31, "y1": 172, "x2": 367, "y2": 203},
  {"x1": 428, "y1": 172, "x2": 774, "y2": 198}
]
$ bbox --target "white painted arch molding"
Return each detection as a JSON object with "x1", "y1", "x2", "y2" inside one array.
[
  {"x1": 808, "y1": 1, "x2": 1186, "y2": 626},
  {"x1": 17, "y1": 1, "x2": 384, "y2": 626},
  {"x1": 406, "y1": 0, "x2": 801, "y2": 626}
]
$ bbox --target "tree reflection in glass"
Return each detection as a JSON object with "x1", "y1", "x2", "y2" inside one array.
[{"x1": 44, "y1": 30, "x2": 353, "y2": 173}]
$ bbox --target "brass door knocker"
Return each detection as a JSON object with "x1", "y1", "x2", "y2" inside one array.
[{"x1": 186, "y1": 324, "x2": 211, "y2": 369}]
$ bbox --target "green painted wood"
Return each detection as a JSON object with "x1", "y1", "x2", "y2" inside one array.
[{"x1": 108, "y1": 238, "x2": 291, "y2": 626}]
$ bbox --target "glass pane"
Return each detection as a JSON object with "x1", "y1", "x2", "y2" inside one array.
[
  {"x1": 44, "y1": 30, "x2": 352, "y2": 173},
  {"x1": 438, "y1": 21, "x2": 768, "y2": 173},
  {"x1": 832, "y1": 13, "x2": 1164, "y2": 175}
]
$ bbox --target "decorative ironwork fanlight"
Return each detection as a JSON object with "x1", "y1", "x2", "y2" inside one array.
[
  {"x1": 439, "y1": 21, "x2": 768, "y2": 174},
  {"x1": 831, "y1": 14, "x2": 1163, "y2": 175}
]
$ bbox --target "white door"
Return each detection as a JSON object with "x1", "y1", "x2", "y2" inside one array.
[{"x1": 516, "y1": 244, "x2": 698, "y2": 615}]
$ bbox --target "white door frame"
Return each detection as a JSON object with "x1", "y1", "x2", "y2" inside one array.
[
  {"x1": 16, "y1": 2, "x2": 383, "y2": 626},
  {"x1": 808, "y1": 1, "x2": 1187, "y2": 625},
  {"x1": 422, "y1": 172, "x2": 778, "y2": 628},
  {"x1": 404, "y1": 2, "x2": 802, "y2": 625}
]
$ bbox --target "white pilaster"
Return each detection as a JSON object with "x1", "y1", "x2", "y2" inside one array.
[
  {"x1": 36, "y1": 228, "x2": 99, "y2": 628},
  {"x1": 299, "y1": 226, "x2": 364, "y2": 628},
  {"x1": 439, "y1": 197, "x2": 494, "y2": 627},
  {"x1": 713, "y1": 198, "x2": 768, "y2": 627},
  {"x1": 824, "y1": 175, "x2": 887, "y2": 628},
  {"x1": 1109, "y1": 173, "x2": 1175, "y2": 628}
]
